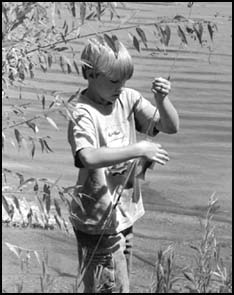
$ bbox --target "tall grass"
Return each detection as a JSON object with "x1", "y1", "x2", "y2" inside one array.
[
  {"x1": 3, "y1": 195, "x2": 232, "y2": 293},
  {"x1": 150, "y1": 193, "x2": 232, "y2": 293}
]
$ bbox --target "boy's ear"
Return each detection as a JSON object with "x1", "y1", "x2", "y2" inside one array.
[
  {"x1": 82, "y1": 67, "x2": 95, "y2": 80},
  {"x1": 85, "y1": 68, "x2": 95, "y2": 79}
]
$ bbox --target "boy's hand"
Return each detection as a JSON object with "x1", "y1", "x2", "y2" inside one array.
[
  {"x1": 138, "y1": 140, "x2": 169, "y2": 166},
  {"x1": 151, "y1": 77, "x2": 171, "y2": 100}
]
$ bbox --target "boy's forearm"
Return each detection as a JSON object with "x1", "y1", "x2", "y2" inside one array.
[
  {"x1": 78, "y1": 144, "x2": 142, "y2": 169},
  {"x1": 155, "y1": 96, "x2": 179, "y2": 134}
]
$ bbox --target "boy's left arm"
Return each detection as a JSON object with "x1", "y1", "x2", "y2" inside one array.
[{"x1": 152, "y1": 77, "x2": 179, "y2": 134}]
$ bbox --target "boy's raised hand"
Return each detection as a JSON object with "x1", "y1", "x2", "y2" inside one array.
[{"x1": 151, "y1": 77, "x2": 171, "y2": 100}]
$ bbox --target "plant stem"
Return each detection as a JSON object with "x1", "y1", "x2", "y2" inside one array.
[{"x1": 25, "y1": 18, "x2": 187, "y2": 54}]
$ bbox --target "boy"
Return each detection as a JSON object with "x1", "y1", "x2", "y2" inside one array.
[{"x1": 68, "y1": 36, "x2": 179, "y2": 293}]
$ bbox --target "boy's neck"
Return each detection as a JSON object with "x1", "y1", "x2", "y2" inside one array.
[{"x1": 85, "y1": 87, "x2": 112, "y2": 106}]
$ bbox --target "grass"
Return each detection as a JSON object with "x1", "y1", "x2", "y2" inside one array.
[
  {"x1": 150, "y1": 193, "x2": 232, "y2": 293},
  {"x1": 3, "y1": 194, "x2": 232, "y2": 293}
]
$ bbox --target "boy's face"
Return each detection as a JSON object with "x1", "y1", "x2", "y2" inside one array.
[{"x1": 89, "y1": 72, "x2": 126, "y2": 105}]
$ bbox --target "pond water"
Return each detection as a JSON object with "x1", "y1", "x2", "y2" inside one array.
[{"x1": 3, "y1": 2, "x2": 232, "y2": 220}]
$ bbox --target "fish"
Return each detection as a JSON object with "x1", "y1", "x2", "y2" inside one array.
[{"x1": 136, "y1": 158, "x2": 155, "y2": 180}]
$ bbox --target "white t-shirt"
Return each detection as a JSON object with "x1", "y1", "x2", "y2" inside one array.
[{"x1": 68, "y1": 87, "x2": 159, "y2": 234}]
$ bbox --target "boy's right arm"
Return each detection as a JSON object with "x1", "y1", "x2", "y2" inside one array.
[{"x1": 76, "y1": 140, "x2": 169, "y2": 169}]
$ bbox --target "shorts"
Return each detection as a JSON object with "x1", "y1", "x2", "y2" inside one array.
[{"x1": 73, "y1": 226, "x2": 133, "y2": 293}]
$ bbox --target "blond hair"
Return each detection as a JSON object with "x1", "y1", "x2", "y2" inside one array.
[{"x1": 81, "y1": 35, "x2": 134, "y2": 81}]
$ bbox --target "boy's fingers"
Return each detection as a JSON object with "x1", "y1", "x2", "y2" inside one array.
[
  {"x1": 152, "y1": 157, "x2": 168, "y2": 165},
  {"x1": 153, "y1": 82, "x2": 171, "y2": 90},
  {"x1": 153, "y1": 153, "x2": 170, "y2": 163},
  {"x1": 153, "y1": 77, "x2": 170, "y2": 84},
  {"x1": 158, "y1": 148, "x2": 168, "y2": 156}
]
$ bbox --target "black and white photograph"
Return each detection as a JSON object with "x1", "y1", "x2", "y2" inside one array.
[{"x1": 2, "y1": 2, "x2": 232, "y2": 293}]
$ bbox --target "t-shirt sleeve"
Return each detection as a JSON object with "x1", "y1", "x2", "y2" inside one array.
[
  {"x1": 129, "y1": 89, "x2": 160, "y2": 136},
  {"x1": 67, "y1": 106, "x2": 97, "y2": 166}
]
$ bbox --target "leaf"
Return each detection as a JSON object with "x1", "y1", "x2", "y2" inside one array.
[
  {"x1": 108, "y1": 2, "x2": 120, "y2": 20},
  {"x1": 164, "y1": 25, "x2": 171, "y2": 46},
  {"x1": 70, "y1": 2, "x2": 76, "y2": 17},
  {"x1": 75, "y1": 26, "x2": 80, "y2": 38},
  {"x1": 54, "y1": 214, "x2": 61, "y2": 229},
  {"x1": 2, "y1": 132, "x2": 5, "y2": 149},
  {"x1": 41, "y1": 257, "x2": 47, "y2": 277},
  {"x1": 34, "y1": 251, "x2": 41, "y2": 265},
  {"x1": 47, "y1": 54, "x2": 53, "y2": 68},
  {"x1": 58, "y1": 190, "x2": 66, "y2": 203},
  {"x1": 136, "y1": 27, "x2": 148, "y2": 48},
  {"x1": 38, "y1": 55, "x2": 47, "y2": 73},
  {"x1": 97, "y1": 2, "x2": 102, "y2": 20},
  {"x1": 73, "y1": 60, "x2": 80, "y2": 75},
  {"x1": 59, "y1": 56, "x2": 66, "y2": 73},
  {"x1": 69, "y1": 193, "x2": 85, "y2": 213},
  {"x1": 2, "y1": 194, "x2": 11, "y2": 217},
  {"x1": 189, "y1": 244, "x2": 200, "y2": 253},
  {"x1": 54, "y1": 47, "x2": 69, "y2": 52},
  {"x1": 13, "y1": 195, "x2": 22, "y2": 214},
  {"x1": 43, "y1": 139, "x2": 53, "y2": 153},
  {"x1": 19, "y1": 87, "x2": 22, "y2": 100},
  {"x1": 173, "y1": 15, "x2": 188, "y2": 22},
  {"x1": 39, "y1": 138, "x2": 45, "y2": 152},
  {"x1": 207, "y1": 22, "x2": 216, "y2": 42},
  {"x1": 14, "y1": 128, "x2": 23, "y2": 149},
  {"x1": 183, "y1": 271, "x2": 195, "y2": 282},
  {"x1": 194, "y1": 23, "x2": 203, "y2": 45},
  {"x1": 63, "y1": 55, "x2": 73, "y2": 74},
  {"x1": 60, "y1": 32, "x2": 67, "y2": 44},
  {"x1": 104, "y1": 34, "x2": 118, "y2": 57},
  {"x1": 112, "y1": 34, "x2": 120, "y2": 53},
  {"x1": 42, "y1": 95, "x2": 46, "y2": 110},
  {"x1": 80, "y1": 2, "x2": 86, "y2": 24},
  {"x1": 159, "y1": 25, "x2": 171, "y2": 47},
  {"x1": 48, "y1": 101, "x2": 55, "y2": 109},
  {"x1": 62, "y1": 218, "x2": 69, "y2": 233},
  {"x1": 15, "y1": 172, "x2": 24, "y2": 185},
  {"x1": 186, "y1": 25, "x2": 194, "y2": 34},
  {"x1": 45, "y1": 116, "x2": 59, "y2": 130},
  {"x1": 67, "y1": 63, "x2": 72, "y2": 74},
  {"x1": 43, "y1": 184, "x2": 51, "y2": 215},
  {"x1": 67, "y1": 89, "x2": 80, "y2": 103},
  {"x1": 5, "y1": 242, "x2": 21, "y2": 258},
  {"x1": 133, "y1": 35, "x2": 140, "y2": 52},
  {"x1": 54, "y1": 199, "x2": 61, "y2": 217},
  {"x1": 177, "y1": 25, "x2": 188, "y2": 45},
  {"x1": 26, "y1": 121, "x2": 39, "y2": 133},
  {"x1": 27, "y1": 207, "x2": 33, "y2": 225},
  {"x1": 85, "y1": 11, "x2": 95, "y2": 20},
  {"x1": 34, "y1": 181, "x2": 39, "y2": 192}
]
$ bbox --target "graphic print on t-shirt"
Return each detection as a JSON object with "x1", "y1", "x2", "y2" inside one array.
[{"x1": 104, "y1": 122, "x2": 130, "y2": 177}]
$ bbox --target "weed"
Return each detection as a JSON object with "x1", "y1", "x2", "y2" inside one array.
[
  {"x1": 182, "y1": 193, "x2": 232, "y2": 293},
  {"x1": 150, "y1": 245, "x2": 181, "y2": 293}
]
